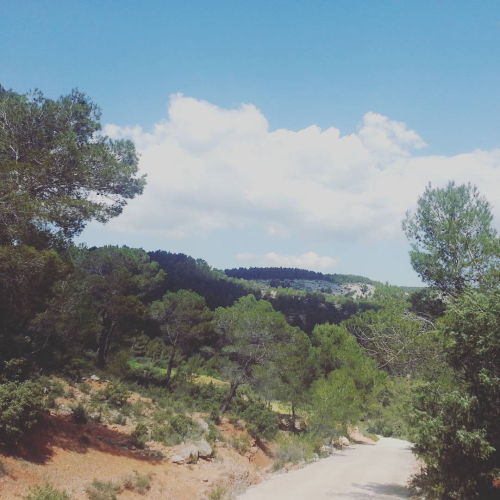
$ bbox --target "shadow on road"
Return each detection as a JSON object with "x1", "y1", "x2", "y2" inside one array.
[{"x1": 333, "y1": 482, "x2": 411, "y2": 499}]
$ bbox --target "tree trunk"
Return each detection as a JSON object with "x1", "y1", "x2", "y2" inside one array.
[
  {"x1": 97, "y1": 311, "x2": 113, "y2": 368},
  {"x1": 164, "y1": 345, "x2": 176, "y2": 387},
  {"x1": 221, "y1": 380, "x2": 239, "y2": 414},
  {"x1": 291, "y1": 402, "x2": 297, "y2": 433}
]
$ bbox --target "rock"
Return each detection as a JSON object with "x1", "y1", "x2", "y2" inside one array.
[
  {"x1": 170, "y1": 443, "x2": 199, "y2": 464},
  {"x1": 90, "y1": 375, "x2": 100, "y2": 381},
  {"x1": 333, "y1": 436, "x2": 350, "y2": 449},
  {"x1": 203, "y1": 478, "x2": 209, "y2": 483},
  {"x1": 197, "y1": 419, "x2": 210, "y2": 434},
  {"x1": 194, "y1": 439, "x2": 213, "y2": 459},
  {"x1": 170, "y1": 440, "x2": 213, "y2": 463},
  {"x1": 320, "y1": 445, "x2": 334, "y2": 454}
]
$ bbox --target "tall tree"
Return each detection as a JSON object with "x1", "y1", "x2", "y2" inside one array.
[
  {"x1": 410, "y1": 291, "x2": 500, "y2": 499},
  {"x1": 213, "y1": 295, "x2": 294, "y2": 413},
  {"x1": 403, "y1": 181, "x2": 500, "y2": 297},
  {"x1": 0, "y1": 86, "x2": 145, "y2": 249},
  {"x1": 69, "y1": 246, "x2": 165, "y2": 368},
  {"x1": 267, "y1": 328, "x2": 317, "y2": 425},
  {"x1": 150, "y1": 290, "x2": 213, "y2": 386}
]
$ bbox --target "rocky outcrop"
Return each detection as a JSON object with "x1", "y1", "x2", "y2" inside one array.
[{"x1": 170, "y1": 439, "x2": 213, "y2": 464}]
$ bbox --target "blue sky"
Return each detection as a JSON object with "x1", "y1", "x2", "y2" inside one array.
[{"x1": 2, "y1": 1, "x2": 500, "y2": 285}]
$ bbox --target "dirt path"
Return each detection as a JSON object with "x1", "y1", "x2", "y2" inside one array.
[{"x1": 238, "y1": 437, "x2": 417, "y2": 500}]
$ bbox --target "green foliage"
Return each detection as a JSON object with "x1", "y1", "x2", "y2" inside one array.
[
  {"x1": 0, "y1": 381, "x2": 45, "y2": 442},
  {"x1": 85, "y1": 479, "x2": 119, "y2": 500},
  {"x1": 272, "y1": 434, "x2": 319, "y2": 470},
  {"x1": 150, "y1": 289, "x2": 213, "y2": 386},
  {"x1": 207, "y1": 485, "x2": 228, "y2": 500},
  {"x1": 0, "y1": 458, "x2": 11, "y2": 477},
  {"x1": 23, "y1": 483, "x2": 70, "y2": 500},
  {"x1": 99, "y1": 383, "x2": 129, "y2": 407},
  {"x1": 72, "y1": 403, "x2": 88, "y2": 424},
  {"x1": 106, "y1": 350, "x2": 133, "y2": 379},
  {"x1": 214, "y1": 295, "x2": 295, "y2": 412},
  {"x1": 229, "y1": 434, "x2": 251, "y2": 454},
  {"x1": 365, "y1": 377, "x2": 413, "y2": 439},
  {"x1": 410, "y1": 291, "x2": 500, "y2": 499},
  {"x1": 0, "y1": 85, "x2": 145, "y2": 249},
  {"x1": 265, "y1": 328, "x2": 317, "y2": 417},
  {"x1": 0, "y1": 246, "x2": 68, "y2": 365},
  {"x1": 62, "y1": 357, "x2": 93, "y2": 382},
  {"x1": 345, "y1": 297, "x2": 438, "y2": 377},
  {"x1": 403, "y1": 181, "x2": 500, "y2": 296},
  {"x1": 123, "y1": 472, "x2": 152, "y2": 494},
  {"x1": 230, "y1": 395, "x2": 278, "y2": 440},
  {"x1": 309, "y1": 369, "x2": 363, "y2": 438}
]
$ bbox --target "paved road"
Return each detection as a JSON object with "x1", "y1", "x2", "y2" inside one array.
[{"x1": 238, "y1": 437, "x2": 417, "y2": 500}]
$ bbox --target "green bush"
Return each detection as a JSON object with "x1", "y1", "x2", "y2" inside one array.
[
  {"x1": 150, "y1": 414, "x2": 202, "y2": 446},
  {"x1": 231, "y1": 397, "x2": 278, "y2": 440},
  {"x1": 207, "y1": 484, "x2": 227, "y2": 500},
  {"x1": 99, "y1": 383, "x2": 129, "y2": 407},
  {"x1": 0, "y1": 458, "x2": 12, "y2": 477},
  {"x1": 229, "y1": 434, "x2": 251, "y2": 455},
  {"x1": 0, "y1": 381, "x2": 45, "y2": 443},
  {"x1": 85, "y1": 479, "x2": 119, "y2": 500},
  {"x1": 72, "y1": 403, "x2": 88, "y2": 424},
  {"x1": 62, "y1": 357, "x2": 93, "y2": 382},
  {"x1": 79, "y1": 381, "x2": 92, "y2": 394},
  {"x1": 272, "y1": 434, "x2": 319, "y2": 470},
  {"x1": 123, "y1": 471, "x2": 152, "y2": 494},
  {"x1": 23, "y1": 483, "x2": 70, "y2": 500},
  {"x1": 106, "y1": 351, "x2": 133, "y2": 379},
  {"x1": 110, "y1": 413, "x2": 126, "y2": 425}
]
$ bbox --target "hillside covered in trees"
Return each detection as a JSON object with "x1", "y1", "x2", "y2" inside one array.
[{"x1": 1, "y1": 85, "x2": 500, "y2": 499}]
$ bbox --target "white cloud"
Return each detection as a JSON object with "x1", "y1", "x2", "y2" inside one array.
[
  {"x1": 236, "y1": 251, "x2": 339, "y2": 271},
  {"x1": 265, "y1": 252, "x2": 339, "y2": 270},
  {"x1": 103, "y1": 94, "x2": 500, "y2": 242}
]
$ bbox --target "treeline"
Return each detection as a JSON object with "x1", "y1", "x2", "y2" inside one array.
[
  {"x1": 0, "y1": 85, "x2": 388, "y2": 452},
  {"x1": 224, "y1": 266, "x2": 376, "y2": 285},
  {"x1": 148, "y1": 251, "x2": 380, "y2": 334}
]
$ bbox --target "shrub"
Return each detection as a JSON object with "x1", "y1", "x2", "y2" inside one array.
[
  {"x1": 62, "y1": 357, "x2": 93, "y2": 382},
  {"x1": 99, "y1": 383, "x2": 129, "y2": 407},
  {"x1": 106, "y1": 351, "x2": 133, "y2": 379},
  {"x1": 72, "y1": 403, "x2": 88, "y2": 424},
  {"x1": 23, "y1": 483, "x2": 70, "y2": 500},
  {"x1": 131, "y1": 423, "x2": 148, "y2": 448},
  {"x1": 0, "y1": 381, "x2": 45, "y2": 443},
  {"x1": 208, "y1": 484, "x2": 227, "y2": 500},
  {"x1": 79, "y1": 381, "x2": 92, "y2": 394},
  {"x1": 272, "y1": 435, "x2": 316, "y2": 470},
  {"x1": 110, "y1": 413, "x2": 126, "y2": 425},
  {"x1": 123, "y1": 471, "x2": 152, "y2": 494},
  {"x1": 0, "y1": 458, "x2": 12, "y2": 477},
  {"x1": 229, "y1": 434, "x2": 251, "y2": 455},
  {"x1": 1, "y1": 358, "x2": 28, "y2": 382},
  {"x1": 206, "y1": 420, "x2": 223, "y2": 446},
  {"x1": 231, "y1": 397, "x2": 278, "y2": 440},
  {"x1": 85, "y1": 479, "x2": 119, "y2": 500}
]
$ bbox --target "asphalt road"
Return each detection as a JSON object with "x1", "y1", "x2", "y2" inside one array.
[{"x1": 238, "y1": 437, "x2": 417, "y2": 500}]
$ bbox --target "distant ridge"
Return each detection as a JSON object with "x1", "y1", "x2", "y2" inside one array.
[{"x1": 224, "y1": 266, "x2": 376, "y2": 285}]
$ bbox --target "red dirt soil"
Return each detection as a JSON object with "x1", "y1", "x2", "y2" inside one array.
[{"x1": 0, "y1": 412, "x2": 272, "y2": 499}]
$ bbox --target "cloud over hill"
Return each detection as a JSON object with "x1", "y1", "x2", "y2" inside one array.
[{"x1": 104, "y1": 95, "x2": 500, "y2": 242}]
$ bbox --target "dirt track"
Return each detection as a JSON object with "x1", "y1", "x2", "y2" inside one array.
[{"x1": 238, "y1": 437, "x2": 417, "y2": 500}]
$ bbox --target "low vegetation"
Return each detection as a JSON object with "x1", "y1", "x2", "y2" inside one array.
[{"x1": 1, "y1": 84, "x2": 499, "y2": 499}]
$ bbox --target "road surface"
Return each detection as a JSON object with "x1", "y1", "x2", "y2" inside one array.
[{"x1": 238, "y1": 437, "x2": 417, "y2": 500}]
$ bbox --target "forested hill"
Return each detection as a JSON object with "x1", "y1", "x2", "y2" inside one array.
[
  {"x1": 148, "y1": 251, "x2": 380, "y2": 334},
  {"x1": 224, "y1": 267, "x2": 376, "y2": 285}
]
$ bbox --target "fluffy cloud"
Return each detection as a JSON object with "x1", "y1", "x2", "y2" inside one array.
[
  {"x1": 103, "y1": 94, "x2": 500, "y2": 241},
  {"x1": 237, "y1": 252, "x2": 339, "y2": 271}
]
